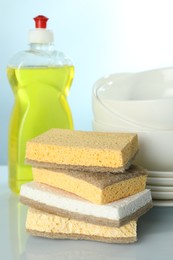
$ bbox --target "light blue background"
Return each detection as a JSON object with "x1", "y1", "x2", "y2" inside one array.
[{"x1": 1, "y1": 0, "x2": 173, "y2": 164}]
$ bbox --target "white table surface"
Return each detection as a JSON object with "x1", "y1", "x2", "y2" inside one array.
[{"x1": 1, "y1": 166, "x2": 173, "y2": 260}]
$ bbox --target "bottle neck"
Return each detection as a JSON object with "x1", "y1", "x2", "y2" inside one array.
[{"x1": 29, "y1": 43, "x2": 54, "y2": 52}]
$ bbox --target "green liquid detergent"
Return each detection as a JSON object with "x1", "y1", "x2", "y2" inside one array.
[{"x1": 7, "y1": 16, "x2": 74, "y2": 193}]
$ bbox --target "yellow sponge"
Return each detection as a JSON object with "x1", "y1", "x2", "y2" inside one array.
[
  {"x1": 26, "y1": 128, "x2": 138, "y2": 172},
  {"x1": 26, "y1": 207, "x2": 137, "y2": 243},
  {"x1": 32, "y1": 165, "x2": 147, "y2": 204}
]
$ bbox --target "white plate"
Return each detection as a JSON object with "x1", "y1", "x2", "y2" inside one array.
[
  {"x1": 151, "y1": 191, "x2": 173, "y2": 200},
  {"x1": 148, "y1": 171, "x2": 173, "y2": 178},
  {"x1": 147, "y1": 185, "x2": 173, "y2": 192},
  {"x1": 153, "y1": 200, "x2": 173, "y2": 207},
  {"x1": 147, "y1": 177, "x2": 173, "y2": 186}
]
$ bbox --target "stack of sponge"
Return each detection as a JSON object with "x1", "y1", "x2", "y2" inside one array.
[{"x1": 20, "y1": 128, "x2": 152, "y2": 243}]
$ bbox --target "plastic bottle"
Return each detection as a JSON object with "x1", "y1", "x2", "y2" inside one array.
[{"x1": 7, "y1": 15, "x2": 74, "y2": 194}]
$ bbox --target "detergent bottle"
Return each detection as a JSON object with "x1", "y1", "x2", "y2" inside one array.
[{"x1": 7, "y1": 15, "x2": 74, "y2": 193}]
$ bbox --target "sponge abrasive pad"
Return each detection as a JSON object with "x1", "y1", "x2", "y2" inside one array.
[
  {"x1": 32, "y1": 165, "x2": 147, "y2": 204},
  {"x1": 25, "y1": 129, "x2": 138, "y2": 172},
  {"x1": 26, "y1": 207, "x2": 137, "y2": 243}
]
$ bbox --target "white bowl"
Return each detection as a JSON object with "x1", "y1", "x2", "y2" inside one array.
[
  {"x1": 93, "y1": 91, "x2": 162, "y2": 131},
  {"x1": 93, "y1": 120, "x2": 173, "y2": 172},
  {"x1": 92, "y1": 68, "x2": 173, "y2": 130}
]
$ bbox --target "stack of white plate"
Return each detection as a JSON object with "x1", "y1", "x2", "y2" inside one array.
[
  {"x1": 147, "y1": 171, "x2": 173, "y2": 206},
  {"x1": 92, "y1": 68, "x2": 173, "y2": 206}
]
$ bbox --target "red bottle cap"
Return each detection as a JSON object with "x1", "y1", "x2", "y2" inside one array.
[{"x1": 33, "y1": 15, "x2": 49, "y2": 29}]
